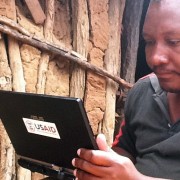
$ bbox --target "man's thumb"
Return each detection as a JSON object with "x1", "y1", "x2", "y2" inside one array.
[{"x1": 96, "y1": 134, "x2": 110, "y2": 152}]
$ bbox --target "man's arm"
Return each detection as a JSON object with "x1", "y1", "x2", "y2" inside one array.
[{"x1": 72, "y1": 134, "x2": 171, "y2": 180}]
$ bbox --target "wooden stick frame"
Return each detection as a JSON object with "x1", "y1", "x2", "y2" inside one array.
[{"x1": 0, "y1": 16, "x2": 133, "y2": 89}]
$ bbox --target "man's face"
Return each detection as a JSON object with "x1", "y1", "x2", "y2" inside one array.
[{"x1": 143, "y1": 0, "x2": 180, "y2": 93}]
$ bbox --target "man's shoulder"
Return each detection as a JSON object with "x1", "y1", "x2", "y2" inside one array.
[
  {"x1": 125, "y1": 73, "x2": 158, "y2": 116},
  {"x1": 134, "y1": 73, "x2": 162, "y2": 95},
  {"x1": 130, "y1": 73, "x2": 156, "y2": 94},
  {"x1": 137, "y1": 73, "x2": 156, "y2": 85},
  {"x1": 125, "y1": 73, "x2": 160, "y2": 108}
]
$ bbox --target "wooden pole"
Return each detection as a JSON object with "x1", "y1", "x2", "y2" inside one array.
[
  {"x1": 70, "y1": 0, "x2": 89, "y2": 99},
  {"x1": 102, "y1": 0, "x2": 126, "y2": 145},
  {"x1": 36, "y1": 0, "x2": 55, "y2": 94},
  {"x1": 0, "y1": 33, "x2": 14, "y2": 180}
]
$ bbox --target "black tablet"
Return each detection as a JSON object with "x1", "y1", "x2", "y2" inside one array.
[{"x1": 0, "y1": 90, "x2": 98, "y2": 179}]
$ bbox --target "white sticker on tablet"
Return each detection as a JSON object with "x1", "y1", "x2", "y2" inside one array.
[{"x1": 23, "y1": 118, "x2": 60, "y2": 139}]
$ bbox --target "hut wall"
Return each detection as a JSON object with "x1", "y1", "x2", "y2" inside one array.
[{"x1": 0, "y1": 0, "x2": 145, "y2": 179}]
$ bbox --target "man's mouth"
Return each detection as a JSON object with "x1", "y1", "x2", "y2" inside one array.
[{"x1": 154, "y1": 70, "x2": 173, "y2": 80}]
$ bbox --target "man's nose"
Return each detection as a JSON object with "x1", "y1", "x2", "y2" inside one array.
[{"x1": 151, "y1": 44, "x2": 169, "y2": 66}]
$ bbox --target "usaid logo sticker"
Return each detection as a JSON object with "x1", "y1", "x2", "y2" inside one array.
[{"x1": 23, "y1": 118, "x2": 60, "y2": 139}]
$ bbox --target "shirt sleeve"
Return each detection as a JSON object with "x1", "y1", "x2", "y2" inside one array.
[
  {"x1": 112, "y1": 79, "x2": 146, "y2": 158},
  {"x1": 112, "y1": 119, "x2": 137, "y2": 158}
]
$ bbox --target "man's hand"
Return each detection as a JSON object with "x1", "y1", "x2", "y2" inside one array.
[{"x1": 72, "y1": 134, "x2": 143, "y2": 180}]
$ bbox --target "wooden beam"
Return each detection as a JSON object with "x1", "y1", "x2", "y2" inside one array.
[{"x1": 24, "y1": 0, "x2": 46, "y2": 24}]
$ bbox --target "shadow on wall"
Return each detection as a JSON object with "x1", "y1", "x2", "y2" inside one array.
[{"x1": 135, "y1": 0, "x2": 152, "y2": 81}]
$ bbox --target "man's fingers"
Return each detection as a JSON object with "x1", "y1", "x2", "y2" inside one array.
[
  {"x1": 76, "y1": 148, "x2": 113, "y2": 166},
  {"x1": 72, "y1": 158, "x2": 109, "y2": 177},
  {"x1": 73, "y1": 168, "x2": 101, "y2": 180}
]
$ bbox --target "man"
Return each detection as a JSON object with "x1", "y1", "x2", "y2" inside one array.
[{"x1": 72, "y1": 0, "x2": 180, "y2": 179}]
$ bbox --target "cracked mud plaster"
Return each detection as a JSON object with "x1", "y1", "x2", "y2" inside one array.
[{"x1": 85, "y1": 0, "x2": 109, "y2": 134}]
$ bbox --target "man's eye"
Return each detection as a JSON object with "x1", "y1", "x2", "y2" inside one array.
[
  {"x1": 167, "y1": 40, "x2": 180, "y2": 46},
  {"x1": 144, "y1": 39, "x2": 155, "y2": 46}
]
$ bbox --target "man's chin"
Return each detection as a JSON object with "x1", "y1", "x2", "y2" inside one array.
[{"x1": 160, "y1": 84, "x2": 180, "y2": 93}]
